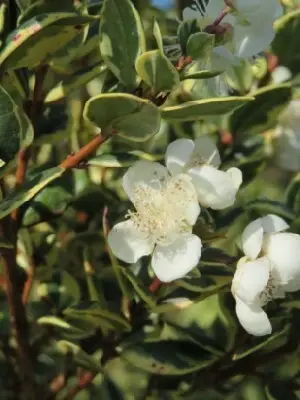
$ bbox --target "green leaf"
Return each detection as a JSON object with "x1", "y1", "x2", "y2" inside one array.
[
  {"x1": 89, "y1": 151, "x2": 163, "y2": 168},
  {"x1": 0, "y1": 166, "x2": 64, "y2": 220},
  {"x1": 161, "y1": 96, "x2": 254, "y2": 121},
  {"x1": 0, "y1": 13, "x2": 96, "y2": 69},
  {"x1": 245, "y1": 199, "x2": 295, "y2": 221},
  {"x1": 266, "y1": 382, "x2": 299, "y2": 400},
  {"x1": 45, "y1": 63, "x2": 107, "y2": 103},
  {"x1": 153, "y1": 20, "x2": 164, "y2": 53},
  {"x1": 186, "y1": 32, "x2": 215, "y2": 61},
  {"x1": 22, "y1": 181, "x2": 73, "y2": 226},
  {"x1": 121, "y1": 340, "x2": 217, "y2": 375},
  {"x1": 121, "y1": 268, "x2": 156, "y2": 308},
  {"x1": 99, "y1": 0, "x2": 145, "y2": 88},
  {"x1": 180, "y1": 69, "x2": 221, "y2": 81},
  {"x1": 285, "y1": 173, "x2": 300, "y2": 216},
  {"x1": 135, "y1": 50, "x2": 179, "y2": 93},
  {"x1": 177, "y1": 19, "x2": 201, "y2": 55},
  {"x1": 229, "y1": 84, "x2": 292, "y2": 139},
  {"x1": 64, "y1": 301, "x2": 131, "y2": 332},
  {"x1": 272, "y1": 10, "x2": 300, "y2": 71},
  {"x1": 57, "y1": 340, "x2": 102, "y2": 371},
  {"x1": 84, "y1": 93, "x2": 161, "y2": 141}
]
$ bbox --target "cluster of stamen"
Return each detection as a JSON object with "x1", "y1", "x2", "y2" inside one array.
[{"x1": 127, "y1": 175, "x2": 197, "y2": 246}]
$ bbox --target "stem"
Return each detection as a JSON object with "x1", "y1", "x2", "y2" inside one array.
[
  {"x1": 0, "y1": 219, "x2": 37, "y2": 399},
  {"x1": 148, "y1": 277, "x2": 161, "y2": 293},
  {"x1": 63, "y1": 371, "x2": 96, "y2": 400},
  {"x1": 60, "y1": 134, "x2": 106, "y2": 169}
]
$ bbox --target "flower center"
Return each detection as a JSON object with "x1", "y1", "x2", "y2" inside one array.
[
  {"x1": 127, "y1": 174, "x2": 197, "y2": 246},
  {"x1": 259, "y1": 272, "x2": 282, "y2": 306}
]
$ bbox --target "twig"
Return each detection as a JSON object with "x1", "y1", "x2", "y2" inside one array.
[
  {"x1": 22, "y1": 256, "x2": 35, "y2": 304},
  {"x1": 63, "y1": 371, "x2": 96, "y2": 400},
  {"x1": 60, "y1": 134, "x2": 106, "y2": 169},
  {"x1": 148, "y1": 277, "x2": 161, "y2": 293}
]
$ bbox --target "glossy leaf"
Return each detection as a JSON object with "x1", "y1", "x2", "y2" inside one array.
[
  {"x1": 161, "y1": 96, "x2": 254, "y2": 121},
  {"x1": 84, "y1": 93, "x2": 161, "y2": 141},
  {"x1": 0, "y1": 13, "x2": 96, "y2": 69},
  {"x1": 99, "y1": 0, "x2": 145, "y2": 88},
  {"x1": 135, "y1": 50, "x2": 179, "y2": 93}
]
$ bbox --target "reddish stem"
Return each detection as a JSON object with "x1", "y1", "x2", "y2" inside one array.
[{"x1": 148, "y1": 277, "x2": 161, "y2": 293}]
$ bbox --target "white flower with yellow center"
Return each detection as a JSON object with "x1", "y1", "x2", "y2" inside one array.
[
  {"x1": 165, "y1": 136, "x2": 242, "y2": 209},
  {"x1": 108, "y1": 160, "x2": 202, "y2": 282},
  {"x1": 232, "y1": 214, "x2": 300, "y2": 336}
]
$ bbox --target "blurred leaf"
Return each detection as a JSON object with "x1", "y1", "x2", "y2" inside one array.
[
  {"x1": 135, "y1": 50, "x2": 179, "y2": 93},
  {"x1": 0, "y1": 166, "x2": 64, "y2": 220},
  {"x1": 229, "y1": 84, "x2": 292, "y2": 139},
  {"x1": 153, "y1": 20, "x2": 164, "y2": 53},
  {"x1": 180, "y1": 69, "x2": 221, "y2": 80},
  {"x1": 0, "y1": 13, "x2": 96, "y2": 69},
  {"x1": 265, "y1": 382, "x2": 298, "y2": 400},
  {"x1": 161, "y1": 96, "x2": 254, "y2": 121},
  {"x1": 245, "y1": 199, "x2": 294, "y2": 221},
  {"x1": 285, "y1": 173, "x2": 300, "y2": 216},
  {"x1": 88, "y1": 151, "x2": 163, "y2": 168},
  {"x1": 99, "y1": 0, "x2": 145, "y2": 88},
  {"x1": 17, "y1": 0, "x2": 77, "y2": 24},
  {"x1": 122, "y1": 340, "x2": 217, "y2": 375},
  {"x1": 0, "y1": 85, "x2": 33, "y2": 172},
  {"x1": 64, "y1": 301, "x2": 131, "y2": 331},
  {"x1": 273, "y1": 10, "x2": 300, "y2": 72},
  {"x1": 22, "y1": 181, "x2": 72, "y2": 226},
  {"x1": 57, "y1": 340, "x2": 102, "y2": 371},
  {"x1": 45, "y1": 63, "x2": 107, "y2": 103},
  {"x1": 84, "y1": 93, "x2": 161, "y2": 141},
  {"x1": 225, "y1": 59, "x2": 253, "y2": 94},
  {"x1": 186, "y1": 32, "x2": 214, "y2": 61}
]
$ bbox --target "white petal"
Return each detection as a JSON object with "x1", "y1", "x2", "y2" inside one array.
[
  {"x1": 226, "y1": 167, "x2": 243, "y2": 190},
  {"x1": 260, "y1": 214, "x2": 289, "y2": 234},
  {"x1": 193, "y1": 135, "x2": 221, "y2": 168},
  {"x1": 204, "y1": 0, "x2": 226, "y2": 20},
  {"x1": 233, "y1": 24, "x2": 275, "y2": 58},
  {"x1": 108, "y1": 220, "x2": 154, "y2": 264},
  {"x1": 165, "y1": 139, "x2": 194, "y2": 176},
  {"x1": 122, "y1": 160, "x2": 169, "y2": 201},
  {"x1": 265, "y1": 233, "x2": 300, "y2": 286},
  {"x1": 235, "y1": 298, "x2": 272, "y2": 336},
  {"x1": 152, "y1": 235, "x2": 202, "y2": 282},
  {"x1": 211, "y1": 47, "x2": 240, "y2": 72},
  {"x1": 188, "y1": 165, "x2": 240, "y2": 210},
  {"x1": 241, "y1": 218, "x2": 264, "y2": 260},
  {"x1": 281, "y1": 279, "x2": 300, "y2": 293},
  {"x1": 232, "y1": 257, "x2": 270, "y2": 305},
  {"x1": 271, "y1": 66, "x2": 292, "y2": 84}
]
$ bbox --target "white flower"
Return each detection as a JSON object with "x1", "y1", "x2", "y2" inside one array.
[
  {"x1": 272, "y1": 100, "x2": 300, "y2": 171},
  {"x1": 232, "y1": 214, "x2": 300, "y2": 336},
  {"x1": 183, "y1": 0, "x2": 282, "y2": 61},
  {"x1": 108, "y1": 160, "x2": 202, "y2": 282},
  {"x1": 165, "y1": 136, "x2": 242, "y2": 209}
]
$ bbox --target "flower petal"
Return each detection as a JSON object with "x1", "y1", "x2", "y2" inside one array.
[
  {"x1": 108, "y1": 220, "x2": 154, "y2": 264},
  {"x1": 242, "y1": 218, "x2": 264, "y2": 260},
  {"x1": 226, "y1": 167, "x2": 243, "y2": 190},
  {"x1": 122, "y1": 160, "x2": 169, "y2": 201},
  {"x1": 260, "y1": 214, "x2": 289, "y2": 233},
  {"x1": 152, "y1": 235, "x2": 202, "y2": 282},
  {"x1": 233, "y1": 24, "x2": 275, "y2": 58},
  {"x1": 232, "y1": 257, "x2": 270, "y2": 305},
  {"x1": 193, "y1": 135, "x2": 221, "y2": 168},
  {"x1": 265, "y1": 232, "x2": 300, "y2": 286},
  {"x1": 211, "y1": 46, "x2": 240, "y2": 72},
  {"x1": 235, "y1": 298, "x2": 272, "y2": 336},
  {"x1": 188, "y1": 165, "x2": 240, "y2": 209},
  {"x1": 165, "y1": 139, "x2": 194, "y2": 176}
]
